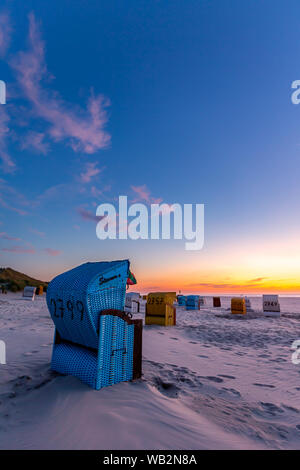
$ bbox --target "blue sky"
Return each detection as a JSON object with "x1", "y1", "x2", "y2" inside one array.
[{"x1": 1, "y1": 0, "x2": 300, "y2": 293}]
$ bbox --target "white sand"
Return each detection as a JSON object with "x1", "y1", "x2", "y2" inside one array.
[{"x1": 0, "y1": 293, "x2": 300, "y2": 450}]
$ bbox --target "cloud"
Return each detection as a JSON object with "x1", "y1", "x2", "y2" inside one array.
[
  {"x1": 186, "y1": 279, "x2": 268, "y2": 289},
  {"x1": 90, "y1": 184, "x2": 112, "y2": 201},
  {"x1": 0, "y1": 178, "x2": 29, "y2": 215},
  {"x1": 35, "y1": 179, "x2": 110, "y2": 208},
  {"x1": 91, "y1": 186, "x2": 103, "y2": 198},
  {"x1": 0, "y1": 11, "x2": 12, "y2": 57},
  {"x1": 21, "y1": 131, "x2": 49, "y2": 154},
  {"x1": 29, "y1": 228, "x2": 45, "y2": 238},
  {"x1": 131, "y1": 185, "x2": 162, "y2": 205},
  {"x1": 44, "y1": 248, "x2": 61, "y2": 256},
  {"x1": 77, "y1": 206, "x2": 103, "y2": 222},
  {"x1": 11, "y1": 13, "x2": 110, "y2": 155},
  {"x1": 247, "y1": 277, "x2": 267, "y2": 283},
  {"x1": 0, "y1": 231, "x2": 21, "y2": 241},
  {"x1": 35, "y1": 183, "x2": 71, "y2": 205},
  {"x1": 80, "y1": 162, "x2": 103, "y2": 183},
  {"x1": 0, "y1": 13, "x2": 15, "y2": 171},
  {"x1": 1, "y1": 245, "x2": 35, "y2": 254},
  {"x1": 0, "y1": 107, "x2": 16, "y2": 172}
]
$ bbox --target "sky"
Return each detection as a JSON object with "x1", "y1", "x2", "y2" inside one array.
[{"x1": 0, "y1": 0, "x2": 300, "y2": 294}]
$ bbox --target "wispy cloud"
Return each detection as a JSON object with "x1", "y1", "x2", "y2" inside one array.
[
  {"x1": 0, "y1": 179, "x2": 29, "y2": 215},
  {"x1": 21, "y1": 131, "x2": 49, "y2": 154},
  {"x1": 11, "y1": 13, "x2": 110, "y2": 155},
  {"x1": 77, "y1": 206, "x2": 103, "y2": 222},
  {"x1": 131, "y1": 185, "x2": 162, "y2": 205},
  {"x1": 1, "y1": 244, "x2": 61, "y2": 256},
  {"x1": 35, "y1": 183, "x2": 70, "y2": 205},
  {"x1": 44, "y1": 248, "x2": 61, "y2": 256},
  {"x1": 0, "y1": 12, "x2": 15, "y2": 171},
  {"x1": 0, "y1": 107, "x2": 16, "y2": 172},
  {"x1": 90, "y1": 184, "x2": 112, "y2": 201},
  {"x1": 0, "y1": 11, "x2": 12, "y2": 57},
  {"x1": 29, "y1": 228, "x2": 45, "y2": 238},
  {"x1": 80, "y1": 162, "x2": 103, "y2": 183},
  {"x1": 91, "y1": 186, "x2": 103, "y2": 198},
  {"x1": 247, "y1": 277, "x2": 266, "y2": 283},
  {"x1": 0, "y1": 231, "x2": 21, "y2": 241},
  {"x1": 1, "y1": 245, "x2": 35, "y2": 254},
  {"x1": 186, "y1": 279, "x2": 268, "y2": 289}
]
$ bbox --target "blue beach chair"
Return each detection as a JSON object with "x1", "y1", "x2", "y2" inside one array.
[
  {"x1": 186, "y1": 295, "x2": 200, "y2": 310},
  {"x1": 177, "y1": 295, "x2": 186, "y2": 306},
  {"x1": 46, "y1": 260, "x2": 142, "y2": 390}
]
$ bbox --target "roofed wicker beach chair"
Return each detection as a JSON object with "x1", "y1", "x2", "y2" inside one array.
[
  {"x1": 262, "y1": 294, "x2": 281, "y2": 317},
  {"x1": 231, "y1": 297, "x2": 246, "y2": 315},
  {"x1": 145, "y1": 292, "x2": 176, "y2": 326},
  {"x1": 46, "y1": 260, "x2": 142, "y2": 390},
  {"x1": 213, "y1": 296, "x2": 221, "y2": 307},
  {"x1": 23, "y1": 285, "x2": 36, "y2": 300},
  {"x1": 177, "y1": 295, "x2": 186, "y2": 306},
  {"x1": 186, "y1": 295, "x2": 200, "y2": 310}
]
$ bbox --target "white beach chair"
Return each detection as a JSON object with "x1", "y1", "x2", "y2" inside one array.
[
  {"x1": 263, "y1": 295, "x2": 281, "y2": 317},
  {"x1": 23, "y1": 286, "x2": 36, "y2": 301}
]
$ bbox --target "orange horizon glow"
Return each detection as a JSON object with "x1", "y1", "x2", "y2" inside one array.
[
  {"x1": 129, "y1": 234, "x2": 300, "y2": 295},
  {"x1": 134, "y1": 278, "x2": 300, "y2": 296},
  {"x1": 14, "y1": 233, "x2": 300, "y2": 296}
]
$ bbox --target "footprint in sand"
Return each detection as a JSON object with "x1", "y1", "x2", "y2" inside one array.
[
  {"x1": 253, "y1": 383, "x2": 275, "y2": 389},
  {"x1": 222, "y1": 387, "x2": 241, "y2": 396},
  {"x1": 218, "y1": 374, "x2": 236, "y2": 380},
  {"x1": 152, "y1": 377, "x2": 180, "y2": 398},
  {"x1": 282, "y1": 404, "x2": 300, "y2": 414},
  {"x1": 23, "y1": 351, "x2": 38, "y2": 356},
  {"x1": 204, "y1": 376, "x2": 224, "y2": 383},
  {"x1": 259, "y1": 402, "x2": 284, "y2": 415}
]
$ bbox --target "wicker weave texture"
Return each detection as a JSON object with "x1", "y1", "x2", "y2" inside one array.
[
  {"x1": 186, "y1": 295, "x2": 200, "y2": 310},
  {"x1": 47, "y1": 260, "x2": 137, "y2": 390},
  {"x1": 46, "y1": 260, "x2": 129, "y2": 349}
]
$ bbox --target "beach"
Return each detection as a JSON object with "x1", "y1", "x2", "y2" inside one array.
[{"x1": 0, "y1": 293, "x2": 299, "y2": 450}]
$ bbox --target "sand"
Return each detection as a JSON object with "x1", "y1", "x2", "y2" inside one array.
[{"x1": 0, "y1": 293, "x2": 299, "y2": 449}]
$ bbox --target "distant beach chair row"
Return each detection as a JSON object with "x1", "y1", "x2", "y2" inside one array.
[
  {"x1": 177, "y1": 295, "x2": 206, "y2": 309},
  {"x1": 23, "y1": 285, "x2": 44, "y2": 300},
  {"x1": 230, "y1": 295, "x2": 280, "y2": 317},
  {"x1": 176, "y1": 294, "x2": 280, "y2": 317}
]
